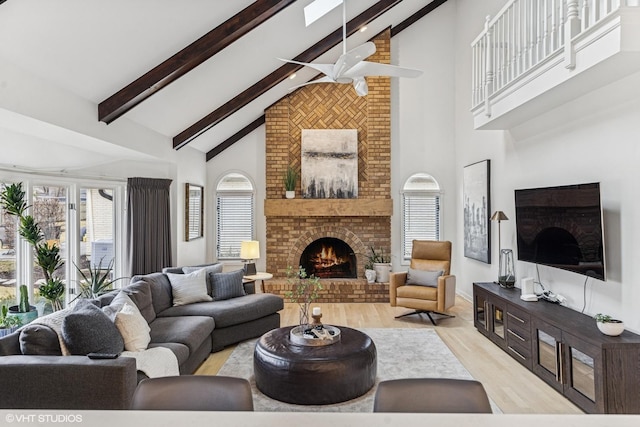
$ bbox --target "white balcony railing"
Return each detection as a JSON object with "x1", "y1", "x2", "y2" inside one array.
[{"x1": 471, "y1": 0, "x2": 640, "y2": 121}]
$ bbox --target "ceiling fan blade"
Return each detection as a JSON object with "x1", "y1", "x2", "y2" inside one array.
[
  {"x1": 333, "y1": 42, "x2": 377, "y2": 78},
  {"x1": 352, "y1": 77, "x2": 368, "y2": 96},
  {"x1": 278, "y1": 58, "x2": 336, "y2": 79},
  {"x1": 288, "y1": 75, "x2": 337, "y2": 92},
  {"x1": 345, "y1": 61, "x2": 423, "y2": 78}
]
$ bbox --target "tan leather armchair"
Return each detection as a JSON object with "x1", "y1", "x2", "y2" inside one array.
[{"x1": 389, "y1": 240, "x2": 456, "y2": 325}]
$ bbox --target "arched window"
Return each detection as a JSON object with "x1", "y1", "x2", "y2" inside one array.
[
  {"x1": 401, "y1": 173, "x2": 442, "y2": 261},
  {"x1": 216, "y1": 173, "x2": 255, "y2": 259}
]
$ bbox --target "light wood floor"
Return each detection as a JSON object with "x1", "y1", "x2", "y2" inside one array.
[{"x1": 195, "y1": 296, "x2": 583, "y2": 414}]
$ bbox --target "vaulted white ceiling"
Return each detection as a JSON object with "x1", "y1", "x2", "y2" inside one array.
[{"x1": 0, "y1": 0, "x2": 440, "y2": 158}]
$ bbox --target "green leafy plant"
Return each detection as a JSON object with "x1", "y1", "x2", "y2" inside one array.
[
  {"x1": 38, "y1": 278, "x2": 65, "y2": 312},
  {"x1": 593, "y1": 313, "x2": 620, "y2": 323},
  {"x1": 368, "y1": 246, "x2": 390, "y2": 264},
  {"x1": 0, "y1": 183, "x2": 65, "y2": 311},
  {"x1": 283, "y1": 166, "x2": 299, "y2": 192},
  {"x1": 0, "y1": 304, "x2": 22, "y2": 329},
  {"x1": 73, "y1": 257, "x2": 126, "y2": 300},
  {"x1": 285, "y1": 266, "x2": 322, "y2": 326}
]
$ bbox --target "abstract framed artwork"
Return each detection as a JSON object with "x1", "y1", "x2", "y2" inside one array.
[
  {"x1": 463, "y1": 159, "x2": 491, "y2": 263},
  {"x1": 301, "y1": 129, "x2": 358, "y2": 199}
]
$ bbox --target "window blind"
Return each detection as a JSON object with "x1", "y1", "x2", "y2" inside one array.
[
  {"x1": 403, "y1": 193, "x2": 440, "y2": 260},
  {"x1": 216, "y1": 193, "x2": 254, "y2": 259}
]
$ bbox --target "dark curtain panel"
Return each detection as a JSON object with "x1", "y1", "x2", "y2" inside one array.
[{"x1": 127, "y1": 177, "x2": 173, "y2": 276}]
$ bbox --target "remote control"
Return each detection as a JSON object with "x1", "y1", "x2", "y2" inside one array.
[{"x1": 87, "y1": 352, "x2": 119, "y2": 359}]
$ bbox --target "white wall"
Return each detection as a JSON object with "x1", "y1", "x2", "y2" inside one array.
[
  {"x1": 0, "y1": 56, "x2": 208, "y2": 269},
  {"x1": 206, "y1": 126, "x2": 267, "y2": 271},
  {"x1": 392, "y1": 0, "x2": 457, "y2": 268},
  {"x1": 454, "y1": 0, "x2": 640, "y2": 333}
]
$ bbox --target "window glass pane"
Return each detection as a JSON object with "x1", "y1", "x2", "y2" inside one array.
[
  {"x1": 32, "y1": 185, "x2": 67, "y2": 300},
  {"x1": 79, "y1": 188, "x2": 115, "y2": 287},
  {"x1": 0, "y1": 184, "x2": 17, "y2": 306}
]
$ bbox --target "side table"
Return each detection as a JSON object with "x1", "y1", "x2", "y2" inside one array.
[{"x1": 243, "y1": 272, "x2": 272, "y2": 293}]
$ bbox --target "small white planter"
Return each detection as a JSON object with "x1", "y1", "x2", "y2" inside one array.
[
  {"x1": 364, "y1": 269, "x2": 376, "y2": 283},
  {"x1": 373, "y1": 263, "x2": 391, "y2": 283},
  {"x1": 285, "y1": 190, "x2": 295, "y2": 199},
  {"x1": 597, "y1": 320, "x2": 624, "y2": 336}
]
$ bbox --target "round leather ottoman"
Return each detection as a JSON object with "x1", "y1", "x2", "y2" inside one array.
[{"x1": 254, "y1": 326, "x2": 377, "y2": 405}]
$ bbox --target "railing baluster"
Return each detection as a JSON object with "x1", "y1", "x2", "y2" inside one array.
[{"x1": 484, "y1": 15, "x2": 494, "y2": 117}]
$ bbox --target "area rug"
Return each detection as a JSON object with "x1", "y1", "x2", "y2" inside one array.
[{"x1": 217, "y1": 328, "x2": 500, "y2": 413}]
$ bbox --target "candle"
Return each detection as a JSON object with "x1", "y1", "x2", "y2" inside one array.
[{"x1": 312, "y1": 307, "x2": 321, "y2": 316}]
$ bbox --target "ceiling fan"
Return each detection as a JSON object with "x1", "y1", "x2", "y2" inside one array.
[{"x1": 279, "y1": 0, "x2": 423, "y2": 96}]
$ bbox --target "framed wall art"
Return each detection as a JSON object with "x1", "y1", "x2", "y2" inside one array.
[
  {"x1": 185, "y1": 183, "x2": 203, "y2": 241},
  {"x1": 301, "y1": 129, "x2": 358, "y2": 199},
  {"x1": 463, "y1": 159, "x2": 491, "y2": 263}
]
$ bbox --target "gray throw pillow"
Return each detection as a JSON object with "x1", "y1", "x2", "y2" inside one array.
[
  {"x1": 183, "y1": 264, "x2": 223, "y2": 296},
  {"x1": 406, "y1": 268, "x2": 444, "y2": 287},
  {"x1": 62, "y1": 299, "x2": 124, "y2": 355},
  {"x1": 210, "y1": 269, "x2": 246, "y2": 301},
  {"x1": 19, "y1": 324, "x2": 62, "y2": 355}
]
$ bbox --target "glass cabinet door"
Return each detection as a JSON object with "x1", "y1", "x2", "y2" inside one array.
[
  {"x1": 475, "y1": 292, "x2": 487, "y2": 331},
  {"x1": 492, "y1": 304, "x2": 505, "y2": 340},
  {"x1": 563, "y1": 332, "x2": 601, "y2": 413},
  {"x1": 532, "y1": 319, "x2": 564, "y2": 392}
]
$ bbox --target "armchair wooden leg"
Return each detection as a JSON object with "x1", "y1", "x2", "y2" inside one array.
[{"x1": 395, "y1": 310, "x2": 455, "y2": 326}]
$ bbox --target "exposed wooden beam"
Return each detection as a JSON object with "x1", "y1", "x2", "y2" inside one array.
[
  {"x1": 98, "y1": 0, "x2": 297, "y2": 124},
  {"x1": 391, "y1": 0, "x2": 448, "y2": 36},
  {"x1": 205, "y1": 115, "x2": 266, "y2": 161},
  {"x1": 205, "y1": 0, "x2": 450, "y2": 161},
  {"x1": 174, "y1": 0, "x2": 404, "y2": 150}
]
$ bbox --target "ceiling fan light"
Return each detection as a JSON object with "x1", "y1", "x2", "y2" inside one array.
[{"x1": 353, "y1": 77, "x2": 368, "y2": 96}]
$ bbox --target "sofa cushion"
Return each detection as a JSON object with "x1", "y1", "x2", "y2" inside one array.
[
  {"x1": 157, "y1": 293, "x2": 284, "y2": 329},
  {"x1": 166, "y1": 269, "x2": 213, "y2": 306},
  {"x1": 148, "y1": 316, "x2": 214, "y2": 354},
  {"x1": 406, "y1": 268, "x2": 443, "y2": 287},
  {"x1": 19, "y1": 324, "x2": 62, "y2": 355},
  {"x1": 130, "y1": 272, "x2": 173, "y2": 316},
  {"x1": 62, "y1": 299, "x2": 124, "y2": 355},
  {"x1": 182, "y1": 264, "x2": 224, "y2": 296},
  {"x1": 114, "y1": 297, "x2": 151, "y2": 352},
  {"x1": 210, "y1": 269, "x2": 246, "y2": 301},
  {"x1": 119, "y1": 281, "x2": 156, "y2": 323}
]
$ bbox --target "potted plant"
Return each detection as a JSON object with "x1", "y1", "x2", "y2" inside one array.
[
  {"x1": 0, "y1": 182, "x2": 65, "y2": 315},
  {"x1": 8, "y1": 284, "x2": 38, "y2": 325},
  {"x1": 73, "y1": 257, "x2": 126, "y2": 300},
  {"x1": 0, "y1": 304, "x2": 22, "y2": 337},
  {"x1": 283, "y1": 166, "x2": 298, "y2": 199},
  {"x1": 285, "y1": 266, "x2": 322, "y2": 326},
  {"x1": 369, "y1": 246, "x2": 391, "y2": 283},
  {"x1": 594, "y1": 313, "x2": 625, "y2": 336},
  {"x1": 363, "y1": 253, "x2": 377, "y2": 284}
]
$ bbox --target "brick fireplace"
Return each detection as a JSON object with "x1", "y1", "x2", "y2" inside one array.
[{"x1": 264, "y1": 30, "x2": 392, "y2": 303}]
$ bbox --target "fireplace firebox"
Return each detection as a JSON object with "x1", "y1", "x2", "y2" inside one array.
[{"x1": 300, "y1": 238, "x2": 357, "y2": 279}]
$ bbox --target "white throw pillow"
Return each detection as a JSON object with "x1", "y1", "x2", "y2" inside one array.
[
  {"x1": 166, "y1": 269, "x2": 213, "y2": 306},
  {"x1": 115, "y1": 300, "x2": 151, "y2": 352}
]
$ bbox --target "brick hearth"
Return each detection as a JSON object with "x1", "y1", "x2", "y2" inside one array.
[{"x1": 264, "y1": 30, "x2": 392, "y2": 303}]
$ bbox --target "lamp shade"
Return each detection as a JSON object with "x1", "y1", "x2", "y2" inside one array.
[
  {"x1": 490, "y1": 211, "x2": 509, "y2": 221},
  {"x1": 240, "y1": 241, "x2": 260, "y2": 260}
]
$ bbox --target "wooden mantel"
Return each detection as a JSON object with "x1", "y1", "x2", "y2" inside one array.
[{"x1": 264, "y1": 199, "x2": 393, "y2": 217}]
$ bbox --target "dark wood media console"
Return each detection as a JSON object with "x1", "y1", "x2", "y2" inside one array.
[{"x1": 473, "y1": 282, "x2": 640, "y2": 414}]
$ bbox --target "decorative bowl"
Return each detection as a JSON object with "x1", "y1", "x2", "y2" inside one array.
[{"x1": 597, "y1": 320, "x2": 624, "y2": 336}]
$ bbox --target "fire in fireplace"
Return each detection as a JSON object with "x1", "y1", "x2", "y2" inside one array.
[{"x1": 299, "y1": 237, "x2": 357, "y2": 279}]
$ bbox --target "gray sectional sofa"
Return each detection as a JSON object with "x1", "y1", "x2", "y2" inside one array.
[{"x1": 0, "y1": 264, "x2": 283, "y2": 410}]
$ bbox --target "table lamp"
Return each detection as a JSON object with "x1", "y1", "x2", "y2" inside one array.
[
  {"x1": 490, "y1": 210, "x2": 509, "y2": 254},
  {"x1": 240, "y1": 240, "x2": 260, "y2": 276}
]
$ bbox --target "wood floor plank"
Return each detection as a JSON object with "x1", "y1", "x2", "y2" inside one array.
[{"x1": 194, "y1": 296, "x2": 583, "y2": 414}]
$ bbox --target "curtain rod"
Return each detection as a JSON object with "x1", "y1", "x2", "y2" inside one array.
[{"x1": 0, "y1": 164, "x2": 127, "y2": 183}]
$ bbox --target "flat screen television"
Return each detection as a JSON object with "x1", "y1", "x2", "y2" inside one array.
[{"x1": 514, "y1": 182, "x2": 605, "y2": 281}]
